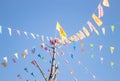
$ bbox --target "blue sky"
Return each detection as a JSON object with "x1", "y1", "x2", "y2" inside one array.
[{"x1": 0, "y1": 0, "x2": 120, "y2": 81}]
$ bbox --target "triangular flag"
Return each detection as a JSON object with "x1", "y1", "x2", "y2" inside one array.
[
  {"x1": 14, "y1": 53, "x2": 19, "y2": 59},
  {"x1": 76, "y1": 30, "x2": 86, "y2": 40},
  {"x1": 92, "y1": 75, "x2": 96, "y2": 80},
  {"x1": 98, "y1": 4, "x2": 104, "y2": 18},
  {"x1": 31, "y1": 33, "x2": 36, "y2": 39},
  {"x1": 110, "y1": 61, "x2": 114, "y2": 68},
  {"x1": 70, "y1": 68, "x2": 73, "y2": 74},
  {"x1": 71, "y1": 53, "x2": 74, "y2": 59},
  {"x1": 65, "y1": 59, "x2": 69, "y2": 64},
  {"x1": 102, "y1": 27, "x2": 105, "y2": 35},
  {"x1": 94, "y1": 29, "x2": 99, "y2": 35},
  {"x1": 56, "y1": 22, "x2": 67, "y2": 39},
  {"x1": 99, "y1": 45, "x2": 103, "y2": 51},
  {"x1": 111, "y1": 25, "x2": 115, "y2": 32},
  {"x1": 3, "y1": 57, "x2": 8, "y2": 63},
  {"x1": 12, "y1": 58, "x2": 16, "y2": 63},
  {"x1": 38, "y1": 54, "x2": 41, "y2": 58},
  {"x1": 103, "y1": 0, "x2": 110, "y2": 7},
  {"x1": 1, "y1": 62, "x2": 7, "y2": 67},
  {"x1": 92, "y1": 13, "x2": 103, "y2": 27},
  {"x1": 31, "y1": 60, "x2": 35, "y2": 65},
  {"x1": 16, "y1": 30, "x2": 21, "y2": 35},
  {"x1": 100, "y1": 57, "x2": 104, "y2": 63},
  {"x1": 31, "y1": 47, "x2": 35, "y2": 54},
  {"x1": 83, "y1": 27, "x2": 90, "y2": 37},
  {"x1": 17, "y1": 74, "x2": 22, "y2": 79},
  {"x1": 31, "y1": 72, "x2": 34, "y2": 76},
  {"x1": 0, "y1": 25, "x2": 2, "y2": 34},
  {"x1": 24, "y1": 68, "x2": 29, "y2": 73},
  {"x1": 24, "y1": 31, "x2": 28, "y2": 38},
  {"x1": 8, "y1": 27, "x2": 12, "y2": 36},
  {"x1": 110, "y1": 46, "x2": 115, "y2": 54},
  {"x1": 90, "y1": 44, "x2": 94, "y2": 48},
  {"x1": 87, "y1": 21, "x2": 96, "y2": 32},
  {"x1": 41, "y1": 35, "x2": 44, "y2": 41}
]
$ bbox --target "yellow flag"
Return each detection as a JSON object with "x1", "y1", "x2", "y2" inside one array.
[
  {"x1": 83, "y1": 27, "x2": 90, "y2": 37},
  {"x1": 92, "y1": 13, "x2": 103, "y2": 27},
  {"x1": 56, "y1": 22, "x2": 67, "y2": 39},
  {"x1": 76, "y1": 32, "x2": 84, "y2": 40},
  {"x1": 103, "y1": 0, "x2": 110, "y2": 7},
  {"x1": 110, "y1": 46, "x2": 114, "y2": 54}
]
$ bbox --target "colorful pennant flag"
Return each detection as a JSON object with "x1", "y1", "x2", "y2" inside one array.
[
  {"x1": 76, "y1": 31, "x2": 85, "y2": 40},
  {"x1": 92, "y1": 13, "x2": 103, "y2": 27},
  {"x1": 24, "y1": 68, "x2": 29, "y2": 73},
  {"x1": 31, "y1": 33, "x2": 36, "y2": 39},
  {"x1": 12, "y1": 58, "x2": 16, "y2": 63},
  {"x1": 100, "y1": 57, "x2": 104, "y2": 63},
  {"x1": 90, "y1": 44, "x2": 94, "y2": 48},
  {"x1": 31, "y1": 72, "x2": 34, "y2": 77},
  {"x1": 22, "y1": 49, "x2": 28, "y2": 58},
  {"x1": 92, "y1": 75, "x2": 96, "y2": 80},
  {"x1": 87, "y1": 21, "x2": 96, "y2": 32},
  {"x1": 98, "y1": 4, "x2": 104, "y2": 18},
  {"x1": 111, "y1": 25, "x2": 115, "y2": 32},
  {"x1": 56, "y1": 22, "x2": 67, "y2": 39},
  {"x1": 3, "y1": 57, "x2": 8, "y2": 63},
  {"x1": 31, "y1": 60, "x2": 35, "y2": 65},
  {"x1": 0, "y1": 25, "x2": 2, "y2": 34},
  {"x1": 110, "y1": 61, "x2": 115, "y2": 68},
  {"x1": 38, "y1": 54, "x2": 41, "y2": 58},
  {"x1": 17, "y1": 74, "x2": 22, "y2": 79},
  {"x1": 110, "y1": 46, "x2": 115, "y2": 54},
  {"x1": 8, "y1": 27, "x2": 12, "y2": 36},
  {"x1": 83, "y1": 27, "x2": 90, "y2": 37},
  {"x1": 16, "y1": 30, "x2": 21, "y2": 35},
  {"x1": 14, "y1": 53, "x2": 19, "y2": 59},
  {"x1": 41, "y1": 35, "x2": 44, "y2": 41},
  {"x1": 70, "y1": 68, "x2": 73, "y2": 74},
  {"x1": 31, "y1": 47, "x2": 35, "y2": 54},
  {"x1": 94, "y1": 29, "x2": 99, "y2": 35},
  {"x1": 102, "y1": 27, "x2": 105, "y2": 35},
  {"x1": 24, "y1": 31, "x2": 28, "y2": 38},
  {"x1": 99, "y1": 45, "x2": 103, "y2": 51},
  {"x1": 1, "y1": 62, "x2": 7, "y2": 67},
  {"x1": 71, "y1": 53, "x2": 74, "y2": 59},
  {"x1": 103, "y1": 0, "x2": 110, "y2": 7}
]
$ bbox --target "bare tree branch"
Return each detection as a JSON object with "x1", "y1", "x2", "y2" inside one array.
[{"x1": 34, "y1": 60, "x2": 48, "y2": 81}]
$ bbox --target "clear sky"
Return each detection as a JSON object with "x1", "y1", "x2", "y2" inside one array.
[{"x1": 0, "y1": 0, "x2": 120, "y2": 81}]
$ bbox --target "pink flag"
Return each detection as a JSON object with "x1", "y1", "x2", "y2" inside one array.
[
  {"x1": 87, "y1": 21, "x2": 96, "y2": 32},
  {"x1": 8, "y1": 28, "x2": 12, "y2": 36},
  {"x1": 98, "y1": 4, "x2": 104, "y2": 18}
]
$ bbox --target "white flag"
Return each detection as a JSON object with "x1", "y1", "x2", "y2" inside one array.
[
  {"x1": 31, "y1": 33, "x2": 36, "y2": 39},
  {"x1": 0, "y1": 25, "x2": 2, "y2": 34},
  {"x1": 8, "y1": 28, "x2": 12, "y2": 36}
]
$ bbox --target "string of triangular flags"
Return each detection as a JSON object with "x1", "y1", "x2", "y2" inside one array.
[{"x1": 56, "y1": 0, "x2": 110, "y2": 46}]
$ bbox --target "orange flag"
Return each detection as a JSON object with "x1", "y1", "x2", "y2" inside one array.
[{"x1": 92, "y1": 13, "x2": 103, "y2": 27}]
